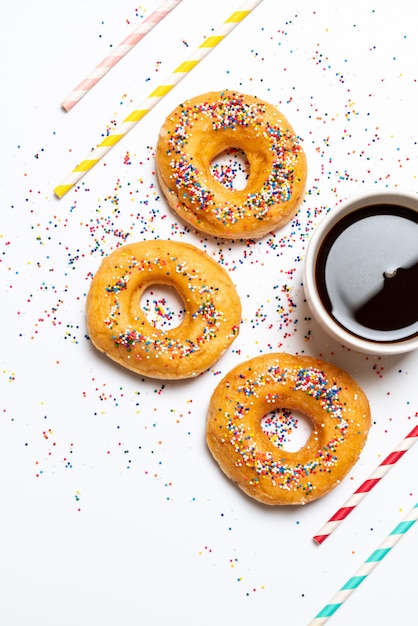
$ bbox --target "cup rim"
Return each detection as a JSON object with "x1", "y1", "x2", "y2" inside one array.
[{"x1": 303, "y1": 190, "x2": 418, "y2": 355}]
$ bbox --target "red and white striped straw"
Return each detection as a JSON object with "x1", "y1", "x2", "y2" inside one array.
[
  {"x1": 61, "y1": 0, "x2": 183, "y2": 111},
  {"x1": 313, "y1": 423, "x2": 418, "y2": 545}
]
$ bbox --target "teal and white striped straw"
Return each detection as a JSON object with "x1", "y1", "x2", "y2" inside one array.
[{"x1": 308, "y1": 502, "x2": 418, "y2": 625}]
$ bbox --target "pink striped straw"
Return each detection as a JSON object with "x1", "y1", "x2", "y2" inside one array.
[
  {"x1": 313, "y1": 422, "x2": 418, "y2": 544},
  {"x1": 61, "y1": 0, "x2": 183, "y2": 111}
]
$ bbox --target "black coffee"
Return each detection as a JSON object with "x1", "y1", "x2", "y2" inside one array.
[{"x1": 315, "y1": 204, "x2": 418, "y2": 343}]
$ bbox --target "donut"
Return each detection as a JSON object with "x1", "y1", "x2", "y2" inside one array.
[
  {"x1": 156, "y1": 90, "x2": 307, "y2": 239},
  {"x1": 86, "y1": 240, "x2": 242, "y2": 379},
  {"x1": 206, "y1": 353, "x2": 371, "y2": 505}
]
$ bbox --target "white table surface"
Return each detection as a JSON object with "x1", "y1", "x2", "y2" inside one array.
[{"x1": 2, "y1": 1, "x2": 418, "y2": 624}]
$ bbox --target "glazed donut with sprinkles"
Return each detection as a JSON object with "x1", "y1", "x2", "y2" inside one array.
[
  {"x1": 86, "y1": 239, "x2": 242, "y2": 379},
  {"x1": 206, "y1": 353, "x2": 371, "y2": 505},
  {"x1": 156, "y1": 91, "x2": 307, "y2": 239}
]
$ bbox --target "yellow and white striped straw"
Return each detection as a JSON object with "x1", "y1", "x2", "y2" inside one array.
[{"x1": 54, "y1": 0, "x2": 263, "y2": 198}]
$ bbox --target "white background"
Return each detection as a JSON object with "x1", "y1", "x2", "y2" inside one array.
[{"x1": 2, "y1": 1, "x2": 418, "y2": 624}]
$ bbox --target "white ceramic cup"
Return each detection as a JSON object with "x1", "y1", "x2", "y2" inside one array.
[{"x1": 303, "y1": 190, "x2": 418, "y2": 355}]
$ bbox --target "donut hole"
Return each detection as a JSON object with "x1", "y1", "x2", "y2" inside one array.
[
  {"x1": 260, "y1": 408, "x2": 313, "y2": 452},
  {"x1": 210, "y1": 147, "x2": 250, "y2": 191},
  {"x1": 139, "y1": 285, "x2": 185, "y2": 330}
]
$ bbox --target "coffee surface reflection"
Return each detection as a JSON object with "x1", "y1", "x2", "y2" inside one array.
[{"x1": 315, "y1": 204, "x2": 418, "y2": 343}]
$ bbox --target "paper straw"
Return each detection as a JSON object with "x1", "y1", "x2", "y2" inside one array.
[
  {"x1": 61, "y1": 0, "x2": 183, "y2": 111},
  {"x1": 313, "y1": 423, "x2": 418, "y2": 544},
  {"x1": 308, "y1": 502, "x2": 418, "y2": 625},
  {"x1": 54, "y1": 0, "x2": 263, "y2": 198}
]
